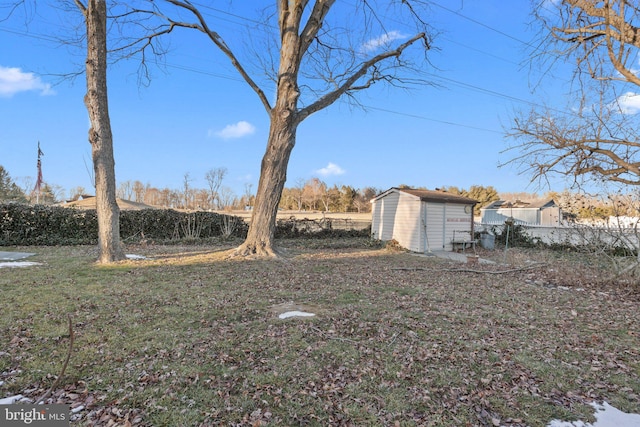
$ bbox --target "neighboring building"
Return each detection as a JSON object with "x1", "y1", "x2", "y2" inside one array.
[
  {"x1": 480, "y1": 199, "x2": 561, "y2": 226},
  {"x1": 370, "y1": 187, "x2": 477, "y2": 252}
]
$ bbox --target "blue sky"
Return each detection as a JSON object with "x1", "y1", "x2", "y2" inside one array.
[{"x1": 1, "y1": 1, "x2": 575, "y2": 200}]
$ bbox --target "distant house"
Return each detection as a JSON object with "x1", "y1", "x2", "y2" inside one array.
[
  {"x1": 480, "y1": 199, "x2": 561, "y2": 226},
  {"x1": 370, "y1": 187, "x2": 477, "y2": 252}
]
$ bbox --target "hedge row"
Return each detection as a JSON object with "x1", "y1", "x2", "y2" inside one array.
[
  {"x1": 0, "y1": 203, "x2": 371, "y2": 246},
  {"x1": 274, "y1": 217, "x2": 370, "y2": 239},
  {"x1": 0, "y1": 203, "x2": 248, "y2": 245}
]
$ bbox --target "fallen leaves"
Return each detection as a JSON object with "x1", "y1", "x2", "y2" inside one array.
[{"x1": 1, "y1": 243, "x2": 639, "y2": 426}]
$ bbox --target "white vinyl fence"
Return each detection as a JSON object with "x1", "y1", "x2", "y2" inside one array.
[{"x1": 477, "y1": 223, "x2": 640, "y2": 251}]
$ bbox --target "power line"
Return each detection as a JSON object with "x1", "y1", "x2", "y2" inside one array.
[
  {"x1": 163, "y1": 61, "x2": 244, "y2": 83},
  {"x1": 0, "y1": 26, "x2": 60, "y2": 43},
  {"x1": 189, "y1": 2, "x2": 275, "y2": 29},
  {"x1": 1, "y1": 2, "x2": 570, "y2": 133},
  {"x1": 429, "y1": 1, "x2": 534, "y2": 48},
  {"x1": 362, "y1": 104, "x2": 502, "y2": 134}
]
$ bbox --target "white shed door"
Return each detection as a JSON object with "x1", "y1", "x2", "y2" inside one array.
[{"x1": 424, "y1": 202, "x2": 445, "y2": 251}]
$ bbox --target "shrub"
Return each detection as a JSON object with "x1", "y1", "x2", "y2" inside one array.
[
  {"x1": 0, "y1": 203, "x2": 370, "y2": 245},
  {"x1": 0, "y1": 203, "x2": 98, "y2": 245},
  {"x1": 490, "y1": 221, "x2": 540, "y2": 248},
  {"x1": 274, "y1": 217, "x2": 370, "y2": 239},
  {"x1": 0, "y1": 203, "x2": 248, "y2": 245}
]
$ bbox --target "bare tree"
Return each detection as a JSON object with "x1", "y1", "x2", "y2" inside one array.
[
  {"x1": 354, "y1": 187, "x2": 378, "y2": 213},
  {"x1": 193, "y1": 189, "x2": 209, "y2": 210},
  {"x1": 507, "y1": 1, "x2": 640, "y2": 188},
  {"x1": 17, "y1": 176, "x2": 34, "y2": 198},
  {"x1": 182, "y1": 172, "x2": 192, "y2": 209},
  {"x1": 132, "y1": 180, "x2": 146, "y2": 202},
  {"x1": 117, "y1": 180, "x2": 133, "y2": 200},
  {"x1": 127, "y1": 0, "x2": 430, "y2": 256},
  {"x1": 205, "y1": 167, "x2": 227, "y2": 210},
  {"x1": 244, "y1": 183, "x2": 254, "y2": 209},
  {"x1": 144, "y1": 186, "x2": 160, "y2": 206},
  {"x1": 217, "y1": 186, "x2": 236, "y2": 211},
  {"x1": 69, "y1": 186, "x2": 87, "y2": 201},
  {"x1": 76, "y1": 0, "x2": 125, "y2": 263},
  {"x1": 303, "y1": 177, "x2": 325, "y2": 211},
  {"x1": 292, "y1": 178, "x2": 306, "y2": 212}
]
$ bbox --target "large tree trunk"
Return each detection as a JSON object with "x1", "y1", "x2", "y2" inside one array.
[
  {"x1": 235, "y1": 107, "x2": 298, "y2": 257},
  {"x1": 232, "y1": 1, "x2": 304, "y2": 257},
  {"x1": 151, "y1": 0, "x2": 426, "y2": 257},
  {"x1": 84, "y1": 0, "x2": 125, "y2": 263}
]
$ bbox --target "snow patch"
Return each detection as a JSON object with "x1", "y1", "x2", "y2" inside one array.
[
  {"x1": 0, "y1": 261, "x2": 42, "y2": 268},
  {"x1": 548, "y1": 402, "x2": 640, "y2": 427},
  {"x1": 278, "y1": 311, "x2": 316, "y2": 319},
  {"x1": 0, "y1": 252, "x2": 35, "y2": 261},
  {"x1": 0, "y1": 395, "x2": 24, "y2": 405},
  {"x1": 126, "y1": 254, "x2": 147, "y2": 260}
]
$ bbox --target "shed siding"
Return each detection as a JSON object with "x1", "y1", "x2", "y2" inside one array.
[
  {"x1": 371, "y1": 191, "x2": 399, "y2": 241},
  {"x1": 443, "y1": 203, "x2": 474, "y2": 251},
  {"x1": 424, "y1": 202, "x2": 445, "y2": 251},
  {"x1": 392, "y1": 192, "x2": 422, "y2": 252},
  {"x1": 371, "y1": 191, "x2": 422, "y2": 252}
]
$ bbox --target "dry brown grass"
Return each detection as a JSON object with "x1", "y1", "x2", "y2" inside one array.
[{"x1": 0, "y1": 240, "x2": 638, "y2": 426}]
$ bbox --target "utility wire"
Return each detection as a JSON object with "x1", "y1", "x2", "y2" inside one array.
[
  {"x1": 1, "y1": 1, "x2": 572, "y2": 132},
  {"x1": 362, "y1": 105, "x2": 503, "y2": 134},
  {"x1": 429, "y1": 1, "x2": 534, "y2": 48}
]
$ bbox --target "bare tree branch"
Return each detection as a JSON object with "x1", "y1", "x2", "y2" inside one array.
[
  {"x1": 507, "y1": 1, "x2": 640, "y2": 188},
  {"x1": 159, "y1": 0, "x2": 274, "y2": 114},
  {"x1": 73, "y1": 0, "x2": 86, "y2": 14},
  {"x1": 299, "y1": 32, "x2": 427, "y2": 121},
  {"x1": 505, "y1": 91, "x2": 640, "y2": 187},
  {"x1": 0, "y1": 0, "x2": 26, "y2": 22}
]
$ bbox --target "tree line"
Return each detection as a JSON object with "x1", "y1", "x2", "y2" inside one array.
[
  {"x1": 1, "y1": 164, "x2": 379, "y2": 213},
  {"x1": 6, "y1": 163, "x2": 640, "y2": 221},
  {"x1": 110, "y1": 175, "x2": 378, "y2": 213}
]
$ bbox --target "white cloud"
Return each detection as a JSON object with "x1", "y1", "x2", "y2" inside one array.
[
  {"x1": 613, "y1": 92, "x2": 640, "y2": 114},
  {"x1": 209, "y1": 120, "x2": 256, "y2": 139},
  {"x1": 0, "y1": 66, "x2": 54, "y2": 97},
  {"x1": 361, "y1": 31, "x2": 406, "y2": 53},
  {"x1": 316, "y1": 162, "x2": 346, "y2": 176}
]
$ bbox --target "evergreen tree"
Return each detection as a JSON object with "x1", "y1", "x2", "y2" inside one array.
[{"x1": 0, "y1": 166, "x2": 27, "y2": 202}]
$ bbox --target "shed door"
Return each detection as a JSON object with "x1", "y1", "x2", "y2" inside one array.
[{"x1": 424, "y1": 202, "x2": 445, "y2": 251}]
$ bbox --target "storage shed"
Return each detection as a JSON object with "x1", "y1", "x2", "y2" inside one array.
[{"x1": 370, "y1": 187, "x2": 478, "y2": 252}]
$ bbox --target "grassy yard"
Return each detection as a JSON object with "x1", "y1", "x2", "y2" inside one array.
[{"x1": 1, "y1": 239, "x2": 639, "y2": 426}]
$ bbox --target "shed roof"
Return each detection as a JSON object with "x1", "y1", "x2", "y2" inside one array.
[
  {"x1": 482, "y1": 199, "x2": 557, "y2": 210},
  {"x1": 372, "y1": 187, "x2": 478, "y2": 205}
]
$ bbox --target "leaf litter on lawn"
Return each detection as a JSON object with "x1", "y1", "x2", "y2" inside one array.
[{"x1": 0, "y1": 242, "x2": 638, "y2": 426}]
